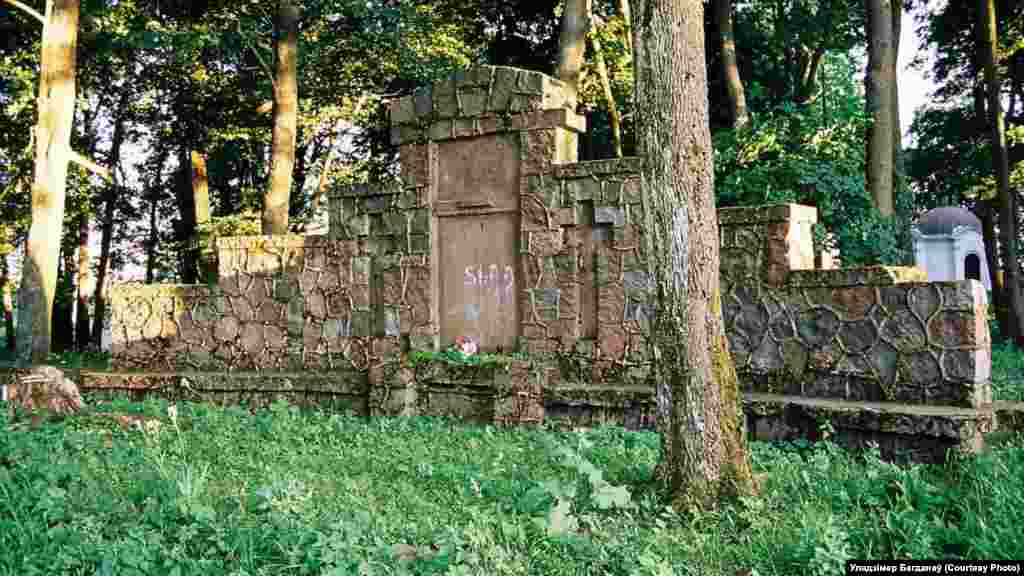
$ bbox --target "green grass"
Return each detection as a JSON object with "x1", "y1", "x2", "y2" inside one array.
[
  {"x1": 1, "y1": 399, "x2": 1023, "y2": 575},
  {"x1": 991, "y1": 340, "x2": 1024, "y2": 402}
]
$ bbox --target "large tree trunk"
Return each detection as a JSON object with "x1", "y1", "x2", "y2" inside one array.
[
  {"x1": 633, "y1": 0, "x2": 755, "y2": 509},
  {"x1": 865, "y1": 0, "x2": 896, "y2": 217},
  {"x1": 979, "y1": 0, "x2": 1024, "y2": 347},
  {"x1": 16, "y1": 0, "x2": 81, "y2": 364},
  {"x1": 714, "y1": 0, "x2": 748, "y2": 127},
  {"x1": 556, "y1": 0, "x2": 591, "y2": 91},
  {"x1": 90, "y1": 92, "x2": 130, "y2": 347},
  {"x1": 263, "y1": 0, "x2": 299, "y2": 235}
]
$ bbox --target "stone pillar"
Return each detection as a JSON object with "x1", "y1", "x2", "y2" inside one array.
[{"x1": 387, "y1": 66, "x2": 585, "y2": 356}]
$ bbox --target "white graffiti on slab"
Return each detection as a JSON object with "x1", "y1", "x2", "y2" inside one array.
[{"x1": 464, "y1": 264, "x2": 515, "y2": 310}]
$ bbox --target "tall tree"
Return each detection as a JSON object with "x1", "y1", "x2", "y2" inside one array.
[
  {"x1": 557, "y1": 0, "x2": 591, "y2": 90},
  {"x1": 263, "y1": 0, "x2": 299, "y2": 235},
  {"x1": 633, "y1": 0, "x2": 755, "y2": 508},
  {"x1": 715, "y1": 0, "x2": 748, "y2": 128},
  {"x1": 888, "y1": 0, "x2": 914, "y2": 264},
  {"x1": 91, "y1": 89, "x2": 130, "y2": 346},
  {"x1": 978, "y1": 0, "x2": 1024, "y2": 347},
  {"x1": 1, "y1": 251, "x2": 13, "y2": 352},
  {"x1": 15, "y1": 0, "x2": 81, "y2": 364},
  {"x1": 588, "y1": 13, "x2": 624, "y2": 157},
  {"x1": 864, "y1": 0, "x2": 896, "y2": 216}
]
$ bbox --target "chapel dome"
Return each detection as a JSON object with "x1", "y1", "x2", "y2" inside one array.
[{"x1": 915, "y1": 206, "x2": 982, "y2": 236}]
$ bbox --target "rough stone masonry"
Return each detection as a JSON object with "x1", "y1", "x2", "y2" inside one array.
[{"x1": 92, "y1": 65, "x2": 998, "y2": 463}]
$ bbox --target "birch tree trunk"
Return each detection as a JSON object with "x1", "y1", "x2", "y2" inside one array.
[
  {"x1": 633, "y1": 0, "x2": 755, "y2": 509},
  {"x1": 16, "y1": 0, "x2": 81, "y2": 364},
  {"x1": 263, "y1": 0, "x2": 299, "y2": 235}
]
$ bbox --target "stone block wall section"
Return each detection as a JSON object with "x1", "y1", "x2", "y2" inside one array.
[
  {"x1": 111, "y1": 236, "x2": 375, "y2": 372},
  {"x1": 719, "y1": 205, "x2": 992, "y2": 408}
]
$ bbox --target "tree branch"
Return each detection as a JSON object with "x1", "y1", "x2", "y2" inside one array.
[
  {"x1": 238, "y1": 21, "x2": 278, "y2": 95},
  {"x1": 2, "y1": 0, "x2": 46, "y2": 25},
  {"x1": 71, "y1": 151, "x2": 112, "y2": 181},
  {"x1": 27, "y1": 126, "x2": 111, "y2": 181}
]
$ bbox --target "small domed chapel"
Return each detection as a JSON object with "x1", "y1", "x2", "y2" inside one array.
[{"x1": 912, "y1": 206, "x2": 991, "y2": 290}]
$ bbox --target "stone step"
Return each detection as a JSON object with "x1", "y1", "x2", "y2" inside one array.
[
  {"x1": 75, "y1": 370, "x2": 368, "y2": 412},
  {"x1": 994, "y1": 401, "x2": 1024, "y2": 434},
  {"x1": 745, "y1": 392, "x2": 997, "y2": 463}
]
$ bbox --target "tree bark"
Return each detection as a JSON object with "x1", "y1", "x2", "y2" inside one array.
[
  {"x1": 979, "y1": 0, "x2": 1024, "y2": 347},
  {"x1": 190, "y1": 150, "x2": 213, "y2": 279},
  {"x1": 2, "y1": 255, "x2": 14, "y2": 353},
  {"x1": 616, "y1": 0, "x2": 632, "y2": 57},
  {"x1": 557, "y1": 0, "x2": 591, "y2": 91},
  {"x1": 75, "y1": 216, "x2": 90, "y2": 350},
  {"x1": 91, "y1": 91, "x2": 130, "y2": 347},
  {"x1": 891, "y1": 0, "x2": 913, "y2": 264},
  {"x1": 51, "y1": 242, "x2": 75, "y2": 354},
  {"x1": 865, "y1": 0, "x2": 896, "y2": 217},
  {"x1": 175, "y1": 147, "x2": 198, "y2": 283},
  {"x1": 796, "y1": 45, "x2": 826, "y2": 104},
  {"x1": 16, "y1": 0, "x2": 81, "y2": 364},
  {"x1": 714, "y1": 0, "x2": 748, "y2": 127},
  {"x1": 145, "y1": 189, "x2": 158, "y2": 284},
  {"x1": 263, "y1": 0, "x2": 299, "y2": 235},
  {"x1": 633, "y1": 0, "x2": 755, "y2": 509}
]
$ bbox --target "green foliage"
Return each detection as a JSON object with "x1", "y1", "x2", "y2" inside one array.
[
  {"x1": 409, "y1": 346, "x2": 523, "y2": 368},
  {"x1": 713, "y1": 56, "x2": 910, "y2": 266},
  {"x1": 991, "y1": 339, "x2": 1024, "y2": 402},
  {"x1": 194, "y1": 211, "x2": 262, "y2": 257},
  {"x1": 0, "y1": 400, "x2": 1022, "y2": 574}
]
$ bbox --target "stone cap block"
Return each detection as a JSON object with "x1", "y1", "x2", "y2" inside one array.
[
  {"x1": 388, "y1": 66, "x2": 581, "y2": 144},
  {"x1": 718, "y1": 203, "x2": 818, "y2": 226},
  {"x1": 785, "y1": 266, "x2": 928, "y2": 288},
  {"x1": 390, "y1": 66, "x2": 576, "y2": 125},
  {"x1": 216, "y1": 235, "x2": 310, "y2": 251},
  {"x1": 390, "y1": 108, "x2": 585, "y2": 145},
  {"x1": 744, "y1": 392, "x2": 997, "y2": 439},
  {"x1": 329, "y1": 181, "x2": 404, "y2": 199}
]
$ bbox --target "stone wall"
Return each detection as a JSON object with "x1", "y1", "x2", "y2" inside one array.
[
  {"x1": 719, "y1": 205, "x2": 991, "y2": 408},
  {"x1": 111, "y1": 236, "x2": 374, "y2": 372},
  {"x1": 98, "y1": 65, "x2": 1001, "y2": 462}
]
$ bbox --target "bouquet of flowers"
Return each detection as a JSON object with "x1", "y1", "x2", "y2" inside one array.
[{"x1": 453, "y1": 336, "x2": 478, "y2": 356}]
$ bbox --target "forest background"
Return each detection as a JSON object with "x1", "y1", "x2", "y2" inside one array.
[{"x1": 0, "y1": 0, "x2": 1021, "y2": 357}]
